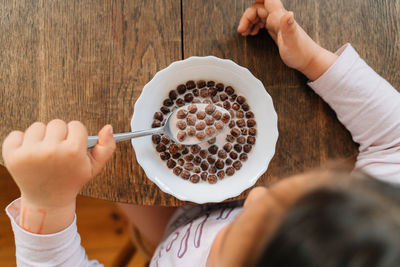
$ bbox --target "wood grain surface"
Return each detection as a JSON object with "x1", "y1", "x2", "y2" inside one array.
[{"x1": 0, "y1": 0, "x2": 399, "y2": 205}]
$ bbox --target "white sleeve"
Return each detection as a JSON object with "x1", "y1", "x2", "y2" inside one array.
[
  {"x1": 308, "y1": 44, "x2": 400, "y2": 184},
  {"x1": 5, "y1": 198, "x2": 103, "y2": 267}
]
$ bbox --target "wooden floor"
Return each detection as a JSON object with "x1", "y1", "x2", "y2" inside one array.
[{"x1": 0, "y1": 166, "x2": 146, "y2": 267}]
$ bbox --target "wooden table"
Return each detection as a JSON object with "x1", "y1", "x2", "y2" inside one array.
[{"x1": 1, "y1": 0, "x2": 399, "y2": 206}]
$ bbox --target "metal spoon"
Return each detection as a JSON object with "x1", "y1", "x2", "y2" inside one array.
[{"x1": 87, "y1": 104, "x2": 228, "y2": 149}]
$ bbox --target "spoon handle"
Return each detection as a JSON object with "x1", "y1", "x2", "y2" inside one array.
[{"x1": 87, "y1": 127, "x2": 164, "y2": 149}]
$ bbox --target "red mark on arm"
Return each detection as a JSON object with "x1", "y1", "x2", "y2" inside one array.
[{"x1": 20, "y1": 207, "x2": 47, "y2": 234}]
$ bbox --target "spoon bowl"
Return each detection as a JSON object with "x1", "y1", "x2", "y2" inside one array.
[{"x1": 87, "y1": 104, "x2": 228, "y2": 149}]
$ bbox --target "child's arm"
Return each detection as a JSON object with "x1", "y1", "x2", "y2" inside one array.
[
  {"x1": 239, "y1": 0, "x2": 400, "y2": 183},
  {"x1": 2, "y1": 119, "x2": 115, "y2": 265}
]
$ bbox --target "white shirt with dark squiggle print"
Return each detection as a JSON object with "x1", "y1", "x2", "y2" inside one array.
[{"x1": 150, "y1": 205, "x2": 242, "y2": 267}]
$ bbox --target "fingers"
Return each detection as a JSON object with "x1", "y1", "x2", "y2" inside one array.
[
  {"x1": 66, "y1": 121, "x2": 88, "y2": 148},
  {"x1": 280, "y1": 12, "x2": 297, "y2": 42},
  {"x1": 238, "y1": 3, "x2": 268, "y2": 35},
  {"x1": 43, "y1": 119, "x2": 68, "y2": 143},
  {"x1": 89, "y1": 125, "x2": 115, "y2": 176},
  {"x1": 22, "y1": 122, "x2": 46, "y2": 145},
  {"x1": 250, "y1": 20, "x2": 266, "y2": 36},
  {"x1": 264, "y1": 0, "x2": 285, "y2": 13},
  {"x1": 2, "y1": 131, "x2": 24, "y2": 160}
]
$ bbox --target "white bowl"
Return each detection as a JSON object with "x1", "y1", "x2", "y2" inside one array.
[{"x1": 131, "y1": 56, "x2": 278, "y2": 204}]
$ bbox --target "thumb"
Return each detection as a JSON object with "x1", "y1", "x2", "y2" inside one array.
[
  {"x1": 280, "y1": 11, "x2": 296, "y2": 42},
  {"x1": 89, "y1": 125, "x2": 116, "y2": 176}
]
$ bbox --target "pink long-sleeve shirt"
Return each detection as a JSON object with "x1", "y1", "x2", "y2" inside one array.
[{"x1": 5, "y1": 44, "x2": 400, "y2": 266}]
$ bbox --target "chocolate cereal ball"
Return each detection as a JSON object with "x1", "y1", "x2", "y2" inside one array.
[
  {"x1": 243, "y1": 144, "x2": 252, "y2": 153},
  {"x1": 181, "y1": 170, "x2": 190, "y2": 180},
  {"x1": 205, "y1": 104, "x2": 216, "y2": 115},
  {"x1": 201, "y1": 172, "x2": 208, "y2": 181},
  {"x1": 225, "y1": 158, "x2": 233, "y2": 165},
  {"x1": 207, "y1": 137, "x2": 217, "y2": 144},
  {"x1": 236, "y1": 119, "x2": 245, "y2": 128},
  {"x1": 152, "y1": 120, "x2": 161, "y2": 128},
  {"x1": 225, "y1": 86, "x2": 234, "y2": 95},
  {"x1": 197, "y1": 111, "x2": 206, "y2": 120},
  {"x1": 154, "y1": 112, "x2": 164, "y2": 121},
  {"x1": 188, "y1": 104, "x2": 198, "y2": 113},
  {"x1": 186, "y1": 114, "x2": 196, "y2": 126},
  {"x1": 186, "y1": 80, "x2": 196, "y2": 89},
  {"x1": 230, "y1": 128, "x2": 240, "y2": 137},
  {"x1": 177, "y1": 84, "x2": 187, "y2": 94},
  {"x1": 229, "y1": 151, "x2": 238, "y2": 159},
  {"x1": 167, "y1": 159, "x2": 176, "y2": 169},
  {"x1": 249, "y1": 128, "x2": 257, "y2": 136},
  {"x1": 242, "y1": 103, "x2": 250, "y2": 111},
  {"x1": 217, "y1": 171, "x2": 225, "y2": 179},
  {"x1": 205, "y1": 116, "x2": 215, "y2": 126},
  {"x1": 191, "y1": 145, "x2": 201, "y2": 154},
  {"x1": 223, "y1": 100, "x2": 231, "y2": 110},
  {"x1": 156, "y1": 143, "x2": 166, "y2": 152},
  {"x1": 187, "y1": 127, "x2": 196, "y2": 136},
  {"x1": 223, "y1": 143, "x2": 232, "y2": 152},
  {"x1": 245, "y1": 111, "x2": 254, "y2": 118},
  {"x1": 177, "y1": 131, "x2": 186, "y2": 142},
  {"x1": 196, "y1": 121, "x2": 206, "y2": 131},
  {"x1": 247, "y1": 119, "x2": 256, "y2": 127},
  {"x1": 226, "y1": 167, "x2": 235, "y2": 176},
  {"x1": 199, "y1": 149, "x2": 208, "y2": 159},
  {"x1": 161, "y1": 136, "x2": 170, "y2": 145},
  {"x1": 176, "y1": 109, "x2": 188, "y2": 119},
  {"x1": 197, "y1": 80, "x2": 206, "y2": 88},
  {"x1": 177, "y1": 120, "x2": 187, "y2": 130},
  {"x1": 173, "y1": 166, "x2": 182, "y2": 175},
  {"x1": 160, "y1": 152, "x2": 170, "y2": 161},
  {"x1": 163, "y1": 98, "x2": 173, "y2": 107},
  {"x1": 215, "y1": 159, "x2": 225, "y2": 169},
  {"x1": 247, "y1": 136, "x2": 256, "y2": 145},
  {"x1": 218, "y1": 150, "x2": 227, "y2": 159},
  {"x1": 208, "y1": 175, "x2": 218, "y2": 184},
  {"x1": 184, "y1": 154, "x2": 194, "y2": 162},
  {"x1": 200, "y1": 161, "x2": 209, "y2": 171},
  {"x1": 233, "y1": 160, "x2": 242, "y2": 170},
  {"x1": 196, "y1": 131, "x2": 206, "y2": 141},
  {"x1": 160, "y1": 106, "x2": 170, "y2": 114},
  {"x1": 237, "y1": 136, "x2": 246, "y2": 144},
  {"x1": 169, "y1": 143, "x2": 180, "y2": 154},
  {"x1": 184, "y1": 93, "x2": 194, "y2": 102},
  {"x1": 184, "y1": 162, "x2": 194, "y2": 171},
  {"x1": 169, "y1": 90, "x2": 178, "y2": 100},
  {"x1": 152, "y1": 134, "x2": 161, "y2": 144},
  {"x1": 208, "y1": 145, "x2": 218, "y2": 154},
  {"x1": 213, "y1": 110, "x2": 222, "y2": 120},
  {"x1": 215, "y1": 121, "x2": 224, "y2": 130},
  {"x1": 176, "y1": 98, "x2": 185, "y2": 107},
  {"x1": 190, "y1": 174, "x2": 200, "y2": 183},
  {"x1": 207, "y1": 80, "x2": 215, "y2": 87},
  {"x1": 205, "y1": 127, "x2": 216, "y2": 136},
  {"x1": 236, "y1": 96, "x2": 246, "y2": 105},
  {"x1": 216, "y1": 83, "x2": 224, "y2": 91},
  {"x1": 239, "y1": 153, "x2": 248, "y2": 161}
]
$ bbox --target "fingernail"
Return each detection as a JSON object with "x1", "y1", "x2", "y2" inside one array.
[
  {"x1": 109, "y1": 125, "x2": 113, "y2": 134},
  {"x1": 288, "y1": 16, "x2": 294, "y2": 25}
]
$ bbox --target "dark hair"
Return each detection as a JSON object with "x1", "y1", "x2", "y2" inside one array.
[{"x1": 256, "y1": 176, "x2": 400, "y2": 267}]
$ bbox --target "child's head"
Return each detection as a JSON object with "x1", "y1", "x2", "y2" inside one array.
[{"x1": 207, "y1": 167, "x2": 400, "y2": 267}]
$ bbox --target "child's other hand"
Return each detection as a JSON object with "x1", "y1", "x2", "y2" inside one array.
[
  {"x1": 238, "y1": 0, "x2": 337, "y2": 80},
  {"x1": 2, "y1": 120, "x2": 115, "y2": 213}
]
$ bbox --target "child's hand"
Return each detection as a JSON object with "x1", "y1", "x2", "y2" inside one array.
[
  {"x1": 238, "y1": 0, "x2": 338, "y2": 80},
  {"x1": 2, "y1": 120, "x2": 116, "y2": 233}
]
